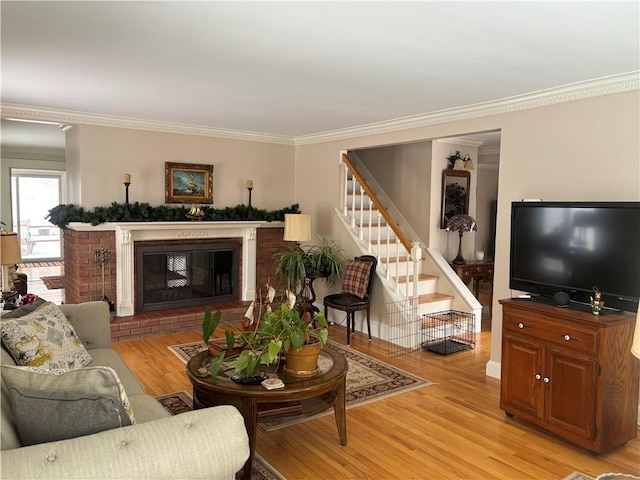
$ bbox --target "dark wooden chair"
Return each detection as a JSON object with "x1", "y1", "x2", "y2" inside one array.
[{"x1": 324, "y1": 255, "x2": 377, "y2": 346}]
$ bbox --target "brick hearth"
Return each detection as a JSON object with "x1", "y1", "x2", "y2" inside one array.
[{"x1": 109, "y1": 300, "x2": 250, "y2": 343}]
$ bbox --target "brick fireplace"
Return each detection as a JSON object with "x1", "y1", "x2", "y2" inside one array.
[{"x1": 64, "y1": 222, "x2": 288, "y2": 317}]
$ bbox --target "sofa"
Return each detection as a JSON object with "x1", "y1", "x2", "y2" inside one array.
[{"x1": 1, "y1": 300, "x2": 250, "y2": 479}]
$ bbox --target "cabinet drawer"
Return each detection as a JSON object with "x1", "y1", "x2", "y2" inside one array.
[{"x1": 504, "y1": 312, "x2": 598, "y2": 356}]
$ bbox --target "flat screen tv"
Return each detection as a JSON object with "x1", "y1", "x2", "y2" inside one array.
[{"x1": 510, "y1": 201, "x2": 640, "y2": 313}]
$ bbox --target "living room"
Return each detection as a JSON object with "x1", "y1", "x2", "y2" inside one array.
[{"x1": 1, "y1": 2, "x2": 639, "y2": 479}]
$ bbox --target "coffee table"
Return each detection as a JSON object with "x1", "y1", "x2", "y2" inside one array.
[{"x1": 186, "y1": 345, "x2": 348, "y2": 480}]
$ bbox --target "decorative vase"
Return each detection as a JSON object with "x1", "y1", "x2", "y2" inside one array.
[{"x1": 283, "y1": 341, "x2": 321, "y2": 378}]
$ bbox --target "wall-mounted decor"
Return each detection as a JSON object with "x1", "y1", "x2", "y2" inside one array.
[
  {"x1": 165, "y1": 162, "x2": 213, "y2": 204},
  {"x1": 440, "y1": 169, "x2": 470, "y2": 229}
]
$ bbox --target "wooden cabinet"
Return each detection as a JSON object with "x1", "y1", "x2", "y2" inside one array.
[
  {"x1": 452, "y1": 261, "x2": 494, "y2": 313},
  {"x1": 499, "y1": 299, "x2": 638, "y2": 453}
]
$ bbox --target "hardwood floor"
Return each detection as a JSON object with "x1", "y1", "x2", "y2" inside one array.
[{"x1": 113, "y1": 316, "x2": 640, "y2": 480}]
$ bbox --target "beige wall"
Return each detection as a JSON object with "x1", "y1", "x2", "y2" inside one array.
[
  {"x1": 66, "y1": 125, "x2": 297, "y2": 210},
  {"x1": 475, "y1": 164, "x2": 499, "y2": 258},
  {"x1": 295, "y1": 90, "x2": 640, "y2": 372},
  {"x1": 356, "y1": 142, "x2": 432, "y2": 243}
]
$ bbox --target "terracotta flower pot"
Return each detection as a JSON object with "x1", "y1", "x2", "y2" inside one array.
[{"x1": 284, "y1": 341, "x2": 321, "y2": 378}]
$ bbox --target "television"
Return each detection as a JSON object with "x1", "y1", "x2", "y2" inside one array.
[{"x1": 509, "y1": 201, "x2": 640, "y2": 313}]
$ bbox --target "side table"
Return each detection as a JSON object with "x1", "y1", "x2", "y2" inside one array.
[{"x1": 452, "y1": 260, "x2": 494, "y2": 314}]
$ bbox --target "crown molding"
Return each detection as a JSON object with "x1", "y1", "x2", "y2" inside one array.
[
  {"x1": 2, "y1": 72, "x2": 638, "y2": 147},
  {"x1": 0, "y1": 105, "x2": 295, "y2": 146},
  {"x1": 294, "y1": 72, "x2": 640, "y2": 145},
  {"x1": 436, "y1": 138, "x2": 484, "y2": 148}
]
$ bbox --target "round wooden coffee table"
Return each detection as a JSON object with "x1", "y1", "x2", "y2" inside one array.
[{"x1": 186, "y1": 345, "x2": 348, "y2": 480}]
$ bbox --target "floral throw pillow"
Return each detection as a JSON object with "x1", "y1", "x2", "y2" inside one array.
[
  {"x1": 0, "y1": 301, "x2": 92, "y2": 370},
  {"x1": 341, "y1": 260, "x2": 373, "y2": 299}
]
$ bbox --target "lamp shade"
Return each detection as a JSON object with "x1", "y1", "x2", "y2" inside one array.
[
  {"x1": 0, "y1": 232, "x2": 22, "y2": 266},
  {"x1": 464, "y1": 157, "x2": 475, "y2": 171},
  {"x1": 631, "y1": 308, "x2": 640, "y2": 360},
  {"x1": 452, "y1": 159, "x2": 465, "y2": 170},
  {"x1": 445, "y1": 214, "x2": 477, "y2": 233},
  {"x1": 283, "y1": 214, "x2": 311, "y2": 243}
]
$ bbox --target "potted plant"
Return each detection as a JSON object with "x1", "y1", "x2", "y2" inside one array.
[
  {"x1": 274, "y1": 238, "x2": 346, "y2": 295},
  {"x1": 202, "y1": 303, "x2": 329, "y2": 381}
]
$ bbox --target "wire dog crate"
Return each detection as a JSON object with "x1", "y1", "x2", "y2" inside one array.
[{"x1": 421, "y1": 310, "x2": 475, "y2": 355}]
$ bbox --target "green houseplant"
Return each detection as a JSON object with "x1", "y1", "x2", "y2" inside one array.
[
  {"x1": 202, "y1": 304, "x2": 329, "y2": 380},
  {"x1": 274, "y1": 238, "x2": 346, "y2": 296}
]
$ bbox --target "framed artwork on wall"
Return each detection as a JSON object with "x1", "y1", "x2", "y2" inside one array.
[
  {"x1": 165, "y1": 162, "x2": 214, "y2": 204},
  {"x1": 440, "y1": 169, "x2": 470, "y2": 229}
]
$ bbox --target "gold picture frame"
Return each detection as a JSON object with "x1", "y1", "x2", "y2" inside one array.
[{"x1": 165, "y1": 162, "x2": 214, "y2": 204}]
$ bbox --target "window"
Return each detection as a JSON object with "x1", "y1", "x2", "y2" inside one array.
[{"x1": 11, "y1": 169, "x2": 66, "y2": 261}]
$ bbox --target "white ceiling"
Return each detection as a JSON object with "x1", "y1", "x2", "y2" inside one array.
[{"x1": 1, "y1": 1, "x2": 638, "y2": 149}]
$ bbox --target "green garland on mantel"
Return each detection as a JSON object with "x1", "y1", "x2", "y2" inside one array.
[{"x1": 46, "y1": 202, "x2": 301, "y2": 228}]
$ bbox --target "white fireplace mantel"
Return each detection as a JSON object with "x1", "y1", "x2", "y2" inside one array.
[{"x1": 67, "y1": 221, "x2": 265, "y2": 316}]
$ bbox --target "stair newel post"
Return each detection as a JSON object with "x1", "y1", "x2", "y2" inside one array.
[
  {"x1": 385, "y1": 222, "x2": 391, "y2": 279},
  {"x1": 403, "y1": 240, "x2": 409, "y2": 295},
  {"x1": 411, "y1": 242, "x2": 422, "y2": 307}
]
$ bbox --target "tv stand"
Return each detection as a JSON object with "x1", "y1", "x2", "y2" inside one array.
[{"x1": 499, "y1": 298, "x2": 639, "y2": 453}]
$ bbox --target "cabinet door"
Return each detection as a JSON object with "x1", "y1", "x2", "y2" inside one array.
[
  {"x1": 544, "y1": 349, "x2": 597, "y2": 441},
  {"x1": 500, "y1": 334, "x2": 545, "y2": 419}
]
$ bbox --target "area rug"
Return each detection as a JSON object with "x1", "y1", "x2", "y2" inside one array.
[
  {"x1": 563, "y1": 473, "x2": 594, "y2": 480},
  {"x1": 41, "y1": 275, "x2": 65, "y2": 290},
  {"x1": 168, "y1": 339, "x2": 432, "y2": 430},
  {"x1": 562, "y1": 473, "x2": 640, "y2": 480},
  {"x1": 156, "y1": 391, "x2": 286, "y2": 480}
]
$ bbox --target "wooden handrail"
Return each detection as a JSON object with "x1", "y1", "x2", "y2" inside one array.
[{"x1": 342, "y1": 153, "x2": 412, "y2": 253}]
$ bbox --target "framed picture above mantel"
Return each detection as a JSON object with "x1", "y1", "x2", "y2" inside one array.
[{"x1": 165, "y1": 162, "x2": 214, "y2": 204}]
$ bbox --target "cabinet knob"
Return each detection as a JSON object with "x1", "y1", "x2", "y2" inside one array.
[
  {"x1": 563, "y1": 334, "x2": 571, "y2": 341},
  {"x1": 535, "y1": 374, "x2": 541, "y2": 380},
  {"x1": 518, "y1": 323, "x2": 524, "y2": 329},
  {"x1": 543, "y1": 377, "x2": 550, "y2": 384}
]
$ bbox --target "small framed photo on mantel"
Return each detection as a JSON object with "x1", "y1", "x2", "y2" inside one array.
[{"x1": 165, "y1": 162, "x2": 214, "y2": 204}]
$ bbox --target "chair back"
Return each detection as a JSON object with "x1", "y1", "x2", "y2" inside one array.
[{"x1": 351, "y1": 255, "x2": 377, "y2": 300}]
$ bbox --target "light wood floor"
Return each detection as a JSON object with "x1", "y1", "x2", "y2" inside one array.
[{"x1": 113, "y1": 316, "x2": 640, "y2": 480}]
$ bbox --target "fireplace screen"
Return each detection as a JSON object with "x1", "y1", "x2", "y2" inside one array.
[{"x1": 137, "y1": 243, "x2": 238, "y2": 312}]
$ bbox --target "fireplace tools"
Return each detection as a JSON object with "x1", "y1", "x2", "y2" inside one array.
[{"x1": 95, "y1": 248, "x2": 114, "y2": 311}]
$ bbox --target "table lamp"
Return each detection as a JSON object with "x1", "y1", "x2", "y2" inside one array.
[
  {"x1": 1, "y1": 231, "x2": 23, "y2": 309},
  {"x1": 283, "y1": 214, "x2": 311, "y2": 248},
  {"x1": 445, "y1": 214, "x2": 477, "y2": 265}
]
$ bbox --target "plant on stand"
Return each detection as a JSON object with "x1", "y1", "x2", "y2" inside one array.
[{"x1": 274, "y1": 238, "x2": 346, "y2": 311}]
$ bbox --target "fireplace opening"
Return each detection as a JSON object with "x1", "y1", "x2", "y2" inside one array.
[{"x1": 136, "y1": 242, "x2": 239, "y2": 312}]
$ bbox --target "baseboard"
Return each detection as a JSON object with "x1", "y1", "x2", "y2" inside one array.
[{"x1": 485, "y1": 360, "x2": 501, "y2": 379}]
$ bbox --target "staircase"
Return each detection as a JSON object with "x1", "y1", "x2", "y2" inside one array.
[{"x1": 335, "y1": 152, "x2": 480, "y2": 347}]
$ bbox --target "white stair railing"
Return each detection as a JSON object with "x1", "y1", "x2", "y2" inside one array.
[{"x1": 339, "y1": 154, "x2": 420, "y2": 303}]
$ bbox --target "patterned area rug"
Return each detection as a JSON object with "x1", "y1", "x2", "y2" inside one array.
[
  {"x1": 168, "y1": 339, "x2": 432, "y2": 430},
  {"x1": 562, "y1": 472, "x2": 640, "y2": 480},
  {"x1": 41, "y1": 275, "x2": 65, "y2": 290},
  {"x1": 156, "y1": 391, "x2": 286, "y2": 480},
  {"x1": 563, "y1": 473, "x2": 595, "y2": 480}
]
